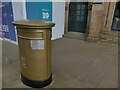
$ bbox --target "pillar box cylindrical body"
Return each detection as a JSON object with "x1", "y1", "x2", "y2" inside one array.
[{"x1": 12, "y1": 20, "x2": 55, "y2": 88}]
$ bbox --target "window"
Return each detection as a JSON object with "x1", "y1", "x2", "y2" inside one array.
[{"x1": 112, "y1": 2, "x2": 120, "y2": 31}]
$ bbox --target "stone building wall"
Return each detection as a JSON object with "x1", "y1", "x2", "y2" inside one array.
[
  {"x1": 99, "y1": 2, "x2": 118, "y2": 44},
  {"x1": 64, "y1": 1, "x2": 118, "y2": 44},
  {"x1": 87, "y1": 2, "x2": 118, "y2": 44}
]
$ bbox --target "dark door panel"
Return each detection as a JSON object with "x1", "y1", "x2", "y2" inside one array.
[
  {"x1": 68, "y1": 2, "x2": 88, "y2": 33},
  {"x1": 112, "y1": 2, "x2": 120, "y2": 31}
]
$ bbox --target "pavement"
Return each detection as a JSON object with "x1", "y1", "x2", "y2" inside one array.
[{"x1": 2, "y1": 37, "x2": 118, "y2": 88}]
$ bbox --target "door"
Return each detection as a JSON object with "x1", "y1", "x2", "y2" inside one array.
[{"x1": 68, "y1": 2, "x2": 88, "y2": 33}]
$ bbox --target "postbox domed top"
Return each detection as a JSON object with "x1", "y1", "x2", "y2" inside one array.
[{"x1": 12, "y1": 19, "x2": 55, "y2": 29}]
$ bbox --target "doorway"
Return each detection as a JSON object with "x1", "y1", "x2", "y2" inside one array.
[
  {"x1": 68, "y1": 2, "x2": 88, "y2": 33},
  {"x1": 112, "y1": 1, "x2": 120, "y2": 31}
]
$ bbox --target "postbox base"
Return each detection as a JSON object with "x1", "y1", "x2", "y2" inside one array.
[{"x1": 21, "y1": 74, "x2": 52, "y2": 88}]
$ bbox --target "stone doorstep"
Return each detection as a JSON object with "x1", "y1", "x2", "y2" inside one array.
[
  {"x1": 99, "y1": 32, "x2": 118, "y2": 45},
  {"x1": 86, "y1": 35, "x2": 118, "y2": 45},
  {"x1": 86, "y1": 36, "x2": 100, "y2": 43},
  {"x1": 63, "y1": 31, "x2": 118, "y2": 45},
  {"x1": 63, "y1": 32, "x2": 86, "y2": 40},
  {"x1": 100, "y1": 39, "x2": 118, "y2": 45}
]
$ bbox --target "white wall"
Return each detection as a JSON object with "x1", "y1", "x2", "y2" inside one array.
[
  {"x1": 12, "y1": 1, "x2": 26, "y2": 20},
  {"x1": 12, "y1": 1, "x2": 26, "y2": 44},
  {"x1": 52, "y1": 1, "x2": 65, "y2": 40}
]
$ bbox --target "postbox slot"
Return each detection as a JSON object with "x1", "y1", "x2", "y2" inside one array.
[{"x1": 17, "y1": 31, "x2": 44, "y2": 39}]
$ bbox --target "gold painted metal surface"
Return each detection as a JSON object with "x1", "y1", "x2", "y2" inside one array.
[
  {"x1": 17, "y1": 29, "x2": 44, "y2": 40},
  {"x1": 13, "y1": 19, "x2": 55, "y2": 29},
  {"x1": 13, "y1": 20, "x2": 55, "y2": 81}
]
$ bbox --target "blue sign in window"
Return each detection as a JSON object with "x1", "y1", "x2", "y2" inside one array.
[
  {"x1": 2, "y1": 2, "x2": 16, "y2": 41},
  {"x1": 26, "y1": 1, "x2": 52, "y2": 21}
]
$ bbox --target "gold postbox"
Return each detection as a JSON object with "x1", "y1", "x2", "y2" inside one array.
[{"x1": 12, "y1": 20, "x2": 55, "y2": 88}]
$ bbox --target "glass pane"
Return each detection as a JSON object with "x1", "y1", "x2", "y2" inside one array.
[
  {"x1": 112, "y1": 17, "x2": 120, "y2": 30},
  {"x1": 81, "y1": 5, "x2": 86, "y2": 9},
  {"x1": 81, "y1": 15, "x2": 85, "y2": 21},
  {"x1": 77, "y1": 4, "x2": 81, "y2": 9},
  {"x1": 76, "y1": 10, "x2": 81, "y2": 15},
  {"x1": 76, "y1": 16, "x2": 80, "y2": 21},
  {"x1": 81, "y1": 10, "x2": 85, "y2": 16}
]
